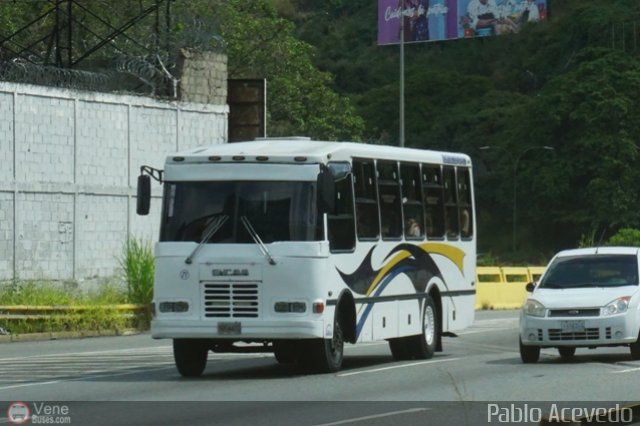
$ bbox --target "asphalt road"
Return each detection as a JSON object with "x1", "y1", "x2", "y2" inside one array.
[{"x1": 0, "y1": 310, "x2": 638, "y2": 425}]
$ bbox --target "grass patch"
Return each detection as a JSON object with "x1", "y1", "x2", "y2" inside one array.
[
  {"x1": 0, "y1": 281, "x2": 148, "y2": 336},
  {"x1": 119, "y1": 237, "x2": 154, "y2": 306}
]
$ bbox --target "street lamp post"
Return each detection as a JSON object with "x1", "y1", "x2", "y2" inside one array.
[{"x1": 512, "y1": 146, "x2": 555, "y2": 252}]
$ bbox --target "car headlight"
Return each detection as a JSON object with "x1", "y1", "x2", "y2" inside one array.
[
  {"x1": 523, "y1": 299, "x2": 546, "y2": 317},
  {"x1": 601, "y1": 296, "x2": 631, "y2": 316}
]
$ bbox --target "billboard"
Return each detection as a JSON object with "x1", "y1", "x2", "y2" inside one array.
[{"x1": 378, "y1": 0, "x2": 547, "y2": 45}]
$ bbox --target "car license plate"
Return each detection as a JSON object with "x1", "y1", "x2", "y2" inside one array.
[
  {"x1": 561, "y1": 320, "x2": 585, "y2": 333},
  {"x1": 218, "y1": 321, "x2": 241, "y2": 335}
]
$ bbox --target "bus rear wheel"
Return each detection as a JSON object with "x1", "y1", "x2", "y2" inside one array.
[
  {"x1": 411, "y1": 296, "x2": 437, "y2": 359},
  {"x1": 304, "y1": 320, "x2": 344, "y2": 373},
  {"x1": 173, "y1": 339, "x2": 208, "y2": 377}
]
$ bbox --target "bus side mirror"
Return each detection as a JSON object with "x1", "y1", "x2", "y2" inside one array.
[
  {"x1": 525, "y1": 282, "x2": 536, "y2": 293},
  {"x1": 317, "y1": 169, "x2": 335, "y2": 214},
  {"x1": 137, "y1": 174, "x2": 151, "y2": 215}
]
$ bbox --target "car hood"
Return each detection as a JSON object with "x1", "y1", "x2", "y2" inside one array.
[{"x1": 530, "y1": 286, "x2": 640, "y2": 309}]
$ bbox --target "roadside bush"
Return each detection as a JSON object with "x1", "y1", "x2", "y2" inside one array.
[{"x1": 606, "y1": 228, "x2": 640, "y2": 247}]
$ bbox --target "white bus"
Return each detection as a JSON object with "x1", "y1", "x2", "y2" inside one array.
[{"x1": 137, "y1": 138, "x2": 476, "y2": 376}]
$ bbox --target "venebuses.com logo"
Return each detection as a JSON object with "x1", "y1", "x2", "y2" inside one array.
[
  {"x1": 7, "y1": 401, "x2": 72, "y2": 424},
  {"x1": 7, "y1": 402, "x2": 30, "y2": 424}
]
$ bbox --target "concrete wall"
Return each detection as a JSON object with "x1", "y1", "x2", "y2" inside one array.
[{"x1": 0, "y1": 81, "x2": 228, "y2": 282}]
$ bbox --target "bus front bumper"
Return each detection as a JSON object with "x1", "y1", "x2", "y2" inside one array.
[{"x1": 151, "y1": 318, "x2": 326, "y2": 340}]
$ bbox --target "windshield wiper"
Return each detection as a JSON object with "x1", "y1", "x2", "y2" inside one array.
[
  {"x1": 185, "y1": 215, "x2": 228, "y2": 264},
  {"x1": 240, "y1": 216, "x2": 276, "y2": 265}
]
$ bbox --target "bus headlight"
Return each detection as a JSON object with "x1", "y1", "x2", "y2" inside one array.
[
  {"x1": 523, "y1": 299, "x2": 546, "y2": 317},
  {"x1": 274, "y1": 302, "x2": 306, "y2": 313},
  {"x1": 601, "y1": 297, "x2": 630, "y2": 316},
  {"x1": 159, "y1": 301, "x2": 189, "y2": 313}
]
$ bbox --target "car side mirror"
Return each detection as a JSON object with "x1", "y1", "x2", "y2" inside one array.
[
  {"x1": 137, "y1": 174, "x2": 151, "y2": 215},
  {"x1": 525, "y1": 282, "x2": 536, "y2": 293}
]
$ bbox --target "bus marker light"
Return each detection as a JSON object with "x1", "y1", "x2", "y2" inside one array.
[{"x1": 313, "y1": 302, "x2": 325, "y2": 314}]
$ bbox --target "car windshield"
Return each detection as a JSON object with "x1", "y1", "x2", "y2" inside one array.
[
  {"x1": 539, "y1": 254, "x2": 639, "y2": 289},
  {"x1": 160, "y1": 181, "x2": 320, "y2": 243}
]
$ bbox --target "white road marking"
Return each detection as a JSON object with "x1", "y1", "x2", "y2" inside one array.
[
  {"x1": 0, "y1": 345, "x2": 173, "y2": 362},
  {"x1": 338, "y1": 357, "x2": 460, "y2": 377},
  {"x1": 312, "y1": 408, "x2": 430, "y2": 426},
  {"x1": 0, "y1": 366, "x2": 175, "y2": 391},
  {"x1": 612, "y1": 367, "x2": 640, "y2": 373}
]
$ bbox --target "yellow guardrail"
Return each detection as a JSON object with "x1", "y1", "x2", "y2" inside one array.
[{"x1": 475, "y1": 266, "x2": 545, "y2": 310}]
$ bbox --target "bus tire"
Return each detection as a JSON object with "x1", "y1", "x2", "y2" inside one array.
[
  {"x1": 273, "y1": 340, "x2": 298, "y2": 364},
  {"x1": 411, "y1": 295, "x2": 437, "y2": 359},
  {"x1": 305, "y1": 320, "x2": 344, "y2": 373},
  {"x1": 389, "y1": 337, "x2": 413, "y2": 360},
  {"x1": 173, "y1": 338, "x2": 208, "y2": 377}
]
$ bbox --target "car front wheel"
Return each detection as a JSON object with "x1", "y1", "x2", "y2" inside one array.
[
  {"x1": 558, "y1": 347, "x2": 576, "y2": 359},
  {"x1": 519, "y1": 338, "x2": 540, "y2": 363},
  {"x1": 630, "y1": 332, "x2": 640, "y2": 360}
]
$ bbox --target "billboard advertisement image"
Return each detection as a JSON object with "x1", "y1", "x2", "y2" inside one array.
[{"x1": 378, "y1": 0, "x2": 547, "y2": 45}]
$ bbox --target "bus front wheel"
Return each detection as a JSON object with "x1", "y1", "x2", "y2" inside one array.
[
  {"x1": 273, "y1": 340, "x2": 299, "y2": 364},
  {"x1": 305, "y1": 320, "x2": 344, "y2": 373},
  {"x1": 173, "y1": 339, "x2": 208, "y2": 377}
]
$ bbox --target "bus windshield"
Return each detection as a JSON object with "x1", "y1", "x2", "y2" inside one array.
[{"x1": 160, "y1": 181, "x2": 320, "y2": 243}]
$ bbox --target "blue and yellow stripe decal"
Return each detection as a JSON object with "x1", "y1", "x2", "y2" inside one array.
[{"x1": 335, "y1": 243, "x2": 466, "y2": 338}]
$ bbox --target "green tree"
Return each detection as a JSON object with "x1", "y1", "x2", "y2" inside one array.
[{"x1": 182, "y1": 0, "x2": 364, "y2": 140}]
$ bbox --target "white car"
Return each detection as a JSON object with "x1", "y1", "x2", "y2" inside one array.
[{"x1": 519, "y1": 247, "x2": 640, "y2": 363}]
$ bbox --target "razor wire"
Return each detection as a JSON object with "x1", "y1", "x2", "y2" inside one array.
[{"x1": 0, "y1": 55, "x2": 180, "y2": 97}]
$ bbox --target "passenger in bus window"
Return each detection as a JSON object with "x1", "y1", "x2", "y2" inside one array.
[
  {"x1": 461, "y1": 208, "x2": 471, "y2": 236},
  {"x1": 406, "y1": 218, "x2": 421, "y2": 237}
]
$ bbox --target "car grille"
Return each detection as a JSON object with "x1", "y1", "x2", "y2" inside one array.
[
  {"x1": 548, "y1": 328, "x2": 599, "y2": 341},
  {"x1": 202, "y1": 282, "x2": 259, "y2": 318},
  {"x1": 548, "y1": 309, "x2": 600, "y2": 317}
]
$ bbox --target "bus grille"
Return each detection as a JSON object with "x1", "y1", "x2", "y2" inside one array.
[{"x1": 202, "y1": 282, "x2": 259, "y2": 318}]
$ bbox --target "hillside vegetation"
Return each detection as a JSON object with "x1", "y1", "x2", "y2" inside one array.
[{"x1": 2, "y1": 0, "x2": 640, "y2": 261}]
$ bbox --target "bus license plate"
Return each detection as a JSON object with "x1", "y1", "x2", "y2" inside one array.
[
  {"x1": 218, "y1": 322, "x2": 241, "y2": 335},
  {"x1": 561, "y1": 320, "x2": 585, "y2": 333}
]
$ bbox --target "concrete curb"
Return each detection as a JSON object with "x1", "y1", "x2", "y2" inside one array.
[{"x1": 0, "y1": 328, "x2": 143, "y2": 343}]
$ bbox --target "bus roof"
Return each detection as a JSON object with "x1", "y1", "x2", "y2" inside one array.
[{"x1": 168, "y1": 139, "x2": 472, "y2": 167}]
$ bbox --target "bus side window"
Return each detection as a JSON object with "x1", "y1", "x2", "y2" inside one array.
[
  {"x1": 457, "y1": 168, "x2": 473, "y2": 238},
  {"x1": 400, "y1": 162, "x2": 424, "y2": 240},
  {"x1": 443, "y1": 166, "x2": 459, "y2": 239},
  {"x1": 422, "y1": 164, "x2": 445, "y2": 239},
  {"x1": 328, "y1": 173, "x2": 356, "y2": 252},
  {"x1": 377, "y1": 161, "x2": 402, "y2": 239},
  {"x1": 353, "y1": 159, "x2": 380, "y2": 240}
]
